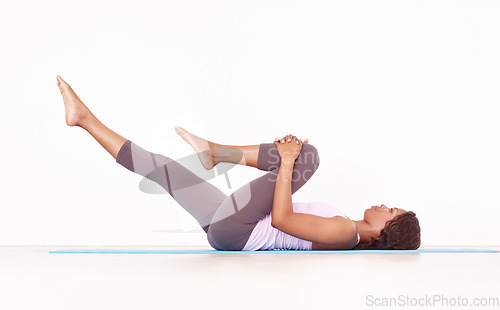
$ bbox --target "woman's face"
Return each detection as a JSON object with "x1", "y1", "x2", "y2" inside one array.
[{"x1": 364, "y1": 204, "x2": 407, "y2": 230}]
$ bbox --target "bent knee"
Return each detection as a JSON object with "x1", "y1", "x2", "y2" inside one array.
[{"x1": 299, "y1": 143, "x2": 320, "y2": 169}]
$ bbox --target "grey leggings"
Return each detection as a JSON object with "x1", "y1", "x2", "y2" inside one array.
[{"x1": 116, "y1": 140, "x2": 320, "y2": 250}]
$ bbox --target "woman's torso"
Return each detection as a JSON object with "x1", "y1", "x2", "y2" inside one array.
[{"x1": 242, "y1": 201, "x2": 360, "y2": 251}]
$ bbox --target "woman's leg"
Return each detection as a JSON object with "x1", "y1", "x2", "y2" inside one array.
[
  {"x1": 115, "y1": 140, "x2": 228, "y2": 232},
  {"x1": 175, "y1": 127, "x2": 260, "y2": 169},
  {"x1": 57, "y1": 76, "x2": 318, "y2": 249},
  {"x1": 57, "y1": 75, "x2": 127, "y2": 160},
  {"x1": 175, "y1": 127, "x2": 310, "y2": 171},
  {"x1": 173, "y1": 127, "x2": 321, "y2": 250},
  {"x1": 57, "y1": 76, "x2": 227, "y2": 232},
  {"x1": 207, "y1": 142, "x2": 320, "y2": 250}
]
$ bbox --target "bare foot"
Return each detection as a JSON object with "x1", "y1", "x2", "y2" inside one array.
[
  {"x1": 56, "y1": 75, "x2": 91, "y2": 127},
  {"x1": 175, "y1": 127, "x2": 216, "y2": 170}
]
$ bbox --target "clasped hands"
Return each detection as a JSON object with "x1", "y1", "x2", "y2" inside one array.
[{"x1": 273, "y1": 134, "x2": 309, "y2": 162}]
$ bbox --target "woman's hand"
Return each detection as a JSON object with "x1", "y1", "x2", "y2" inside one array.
[
  {"x1": 274, "y1": 134, "x2": 309, "y2": 145},
  {"x1": 273, "y1": 134, "x2": 305, "y2": 161}
]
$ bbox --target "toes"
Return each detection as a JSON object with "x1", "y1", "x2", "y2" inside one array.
[
  {"x1": 56, "y1": 76, "x2": 70, "y2": 93},
  {"x1": 174, "y1": 126, "x2": 185, "y2": 136},
  {"x1": 57, "y1": 76, "x2": 72, "y2": 91}
]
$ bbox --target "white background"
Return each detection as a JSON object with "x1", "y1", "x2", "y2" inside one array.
[{"x1": 1, "y1": 0, "x2": 499, "y2": 246}]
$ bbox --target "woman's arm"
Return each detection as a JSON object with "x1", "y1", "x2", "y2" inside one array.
[
  {"x1": 271, "y1": 135, "x2": 358, "y2": 246},
  {"x1": 270, "y1": 151, "x2": 295, "y2": 222}
]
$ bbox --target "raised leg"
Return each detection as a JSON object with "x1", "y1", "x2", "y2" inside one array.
[
  {"x1": 56, "y1": 75, "x2": 319, "y2": 250},
  {"x1": 115, "y1": 140, "x2": 228, "y2": 232},
  {"x1": 57, "y1": 75, "x2": 227, "y2": 232},
  {"x1": 56, "y1": 75, "x2": 127, "y2": 160}
]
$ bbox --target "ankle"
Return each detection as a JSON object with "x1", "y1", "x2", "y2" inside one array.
[
  {"x1": 79, "y1": 111, "x2": 99, "y2": 130},
  {"x1": 208, "y1": 141, "x2": 218, "y2": 165},
  {"x1": 211, "y1": 144, "x2": 246, "y2": 165}
]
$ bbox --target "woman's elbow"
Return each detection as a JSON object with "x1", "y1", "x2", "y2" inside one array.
[
  {"x1": 271, "y1": 217, "x2": 284, "y2": 229},
  {"x1": 271, "y1": 219, "x2": 279, "y2": 229}
]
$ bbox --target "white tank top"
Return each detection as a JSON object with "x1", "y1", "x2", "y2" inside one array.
[{"x1": 242, "y1": 202, "x2": 361, "y2": 251}]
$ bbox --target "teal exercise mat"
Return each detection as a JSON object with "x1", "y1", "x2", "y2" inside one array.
[{"x1": 49, "y1": 248, "x2": 500, "y2": 254}]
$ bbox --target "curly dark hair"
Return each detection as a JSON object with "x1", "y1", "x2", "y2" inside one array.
[{"x1": 353, "y1": 211, "x2": 421, "y2": 250}]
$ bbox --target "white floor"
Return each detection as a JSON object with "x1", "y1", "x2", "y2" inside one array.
[{"x1": 1, "y1": 246, "x2": 499, "y2": 310}]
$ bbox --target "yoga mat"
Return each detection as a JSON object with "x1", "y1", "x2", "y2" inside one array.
[{"x1": 49, "y1": 248, "x2": 500, "y2": 254}]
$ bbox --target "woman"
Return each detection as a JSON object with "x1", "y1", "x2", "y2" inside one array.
[{"x1": 56, "y1": 75, "x2": 421, "y2": 251}]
